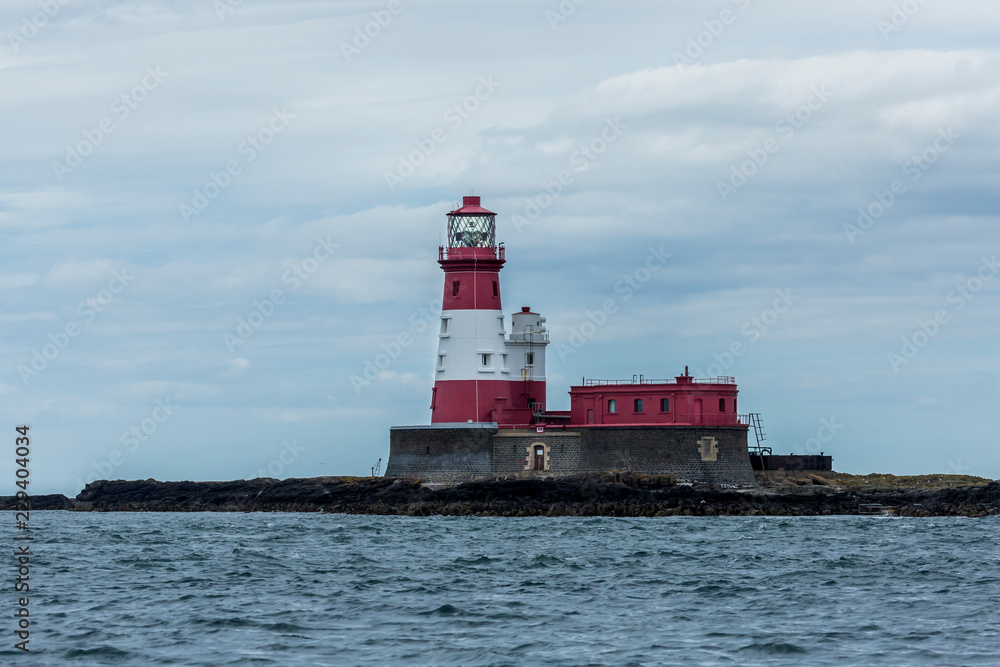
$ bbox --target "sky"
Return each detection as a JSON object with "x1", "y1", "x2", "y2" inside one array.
[{"x1": 2, "y1": 0, "x2": 999, "y2": 495}]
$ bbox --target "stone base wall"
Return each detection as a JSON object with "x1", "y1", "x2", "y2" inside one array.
[
  {"x1": 493, "y1": 431, "x2": 582, "y2": 475},
  {"x1": 384, "y1": 425, "x2": 496, "y2": 483},
  {"x1": 576, "y1": 426, "x2": 756, "y2": 486},
  {"x1": 386, "y1": 424, "x2": 756, "y2": 487}
]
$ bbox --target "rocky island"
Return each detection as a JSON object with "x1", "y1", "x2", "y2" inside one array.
[{"x1": 5, "y1": 472, "x2": 999, "y2": 517}]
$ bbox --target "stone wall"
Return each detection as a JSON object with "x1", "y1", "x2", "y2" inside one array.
[
  {"x1": 386, "y1": 424, "x2": 756, "y2": 487},
  {"x1": 384, "y1": 425, "x2": 496, "y2": 483},
  {"x1": 492, "y1": 431, "x2": 581, "y2": 475},
  {"x1": 576, "y1": 425, "x2": 756, "y2": 486}
]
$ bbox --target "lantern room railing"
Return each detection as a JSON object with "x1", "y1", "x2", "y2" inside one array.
[{"x1": 439, "y1": 244, "x2": 504, "y2": 261}]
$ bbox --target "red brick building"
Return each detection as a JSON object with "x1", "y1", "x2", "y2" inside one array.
[{"x1": 566, "y1": 370, "x2": 740, "y2": 427}]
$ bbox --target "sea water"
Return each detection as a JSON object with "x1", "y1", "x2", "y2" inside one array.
[{"x1": 5, "y1": 513, "x2": 999, "y2": 665}]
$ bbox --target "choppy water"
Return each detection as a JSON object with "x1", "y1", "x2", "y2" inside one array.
[{"x1": 4, "y1": 513, "x2": 999, "y2": 665}]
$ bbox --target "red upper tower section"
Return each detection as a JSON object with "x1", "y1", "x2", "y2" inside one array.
[{"x1": 438, "y1": 196, "x2": 505, "y2": 311}]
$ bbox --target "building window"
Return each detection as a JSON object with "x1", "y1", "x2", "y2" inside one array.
[
  {"x1": 437, "y1": 354, "x2": 445, "y2": 370},
  {"x1": 719, "y1": 398, "x2": 725, "y2": 412},
  {"x1": 481, "y1": 353, "x2": 491, "y2": 367},
  {"x1": 500, "y1": 354, "x2": 507, "y2": 369},
  {"x1": 492, "y1": 281, "x2": 499, "y2": 297},
  {"x1": 587, "y1": 409, "x2": 595, "y2": 423},
  {"x1": 660, "y1": 398, "x2": 670, "y2": 412},
  {"x1": 452, "y1": 281, "x2": 460, "y2": 296},
  {"x1": 608, "y1": 399, "x2": 617, "y2": 413},
  {"x1": 634, "y1": 398, "x2": 643, "y2": 413},
  {"x1": 525, "y1": 352, "x2": 534, "y2": 366},
  {"x1": 440, "y1": 318, "x2": 448, "y2": 334}
]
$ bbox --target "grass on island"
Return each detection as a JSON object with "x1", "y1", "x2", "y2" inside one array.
[{"x1": 764, "y1": 471, "x2": 995, "y2": 490}]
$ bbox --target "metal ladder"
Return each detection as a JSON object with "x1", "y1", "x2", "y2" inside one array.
[{"x1": 747, "y1": 413, "x2": 771, "y2": 455}]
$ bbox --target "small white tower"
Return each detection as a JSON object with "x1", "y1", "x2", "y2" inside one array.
[{"x1": 504, "y1": 306, "x2": 549, "y2": 421}]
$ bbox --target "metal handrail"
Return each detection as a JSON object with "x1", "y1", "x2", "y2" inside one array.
[
  {"x1": 438, "y1": 245, "x2": 503, "y2": 261},
  {"x1": 583, "y1": 376, "x2": 736, "y2": 386},
  {"x1": 508, "y1": 332, "x2": 550, "y2": 343},
  {"x1": 496, "y1": 414, "x2": 748, "y2": 429}
]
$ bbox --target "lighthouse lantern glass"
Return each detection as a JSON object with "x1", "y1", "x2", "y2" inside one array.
[{"x1": 448, "y1": 214, "x2": 496, "y2": 248}]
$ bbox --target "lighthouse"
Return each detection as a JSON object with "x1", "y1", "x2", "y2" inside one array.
[
  {"x1": 430, "y1": 196, "x2": 549, "y2": 425},
  {"x1": 386, "y1": 193, "x2": 764, "y2": 487}
]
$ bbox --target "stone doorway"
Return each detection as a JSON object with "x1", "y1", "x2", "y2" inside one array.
[
  {"x1": 533, "y1": 445, "x2": 545, "y2": 471},
  {"x1": 523, "y1": 442, "x2": 550, "y2": 472}
]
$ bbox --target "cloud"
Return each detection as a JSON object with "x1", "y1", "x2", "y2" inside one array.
[{"x1": 2, "y1": 1, "x2": 999, "y2": 492}]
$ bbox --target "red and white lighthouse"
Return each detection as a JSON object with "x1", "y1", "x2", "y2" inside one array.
[{"x1": 430, "y1": 196, "x2": 549, "y2": 425}]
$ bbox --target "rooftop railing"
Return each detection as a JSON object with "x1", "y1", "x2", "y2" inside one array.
[
  {"x1": 582, "y1": 376, "x2": 736, "y2": 386},
  {"x1": 497, "y1": 413, "x2": 748, "y2": 428}
]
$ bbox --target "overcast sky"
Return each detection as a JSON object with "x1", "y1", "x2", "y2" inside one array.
[{"x1": 2, "y1": 0, "x2": 999, "y2": 494}]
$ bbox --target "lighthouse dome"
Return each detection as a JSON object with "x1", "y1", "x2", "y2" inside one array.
[{"x1": 448, "y1": 195, "x2": 496, "y2": 216}]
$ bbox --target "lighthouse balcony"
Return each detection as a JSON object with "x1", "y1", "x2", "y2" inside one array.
[
  {"x1": 507, "y1": 331, "x2": 549, "y2": 343},
  {"x1": 439, "y1": 245, "x2": 504, "y2": 261}
]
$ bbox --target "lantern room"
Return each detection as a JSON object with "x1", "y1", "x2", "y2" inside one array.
[{"x1": 447, "y1": 196, "x2": 496, "y2": 249}]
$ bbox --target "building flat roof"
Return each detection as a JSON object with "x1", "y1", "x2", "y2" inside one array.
[
  {"x1": 577, "y1": 377, "x2": 736, "y2": 387},
  {"x1": 390, "y1": 423, "x2": 499, "y2": 430}
]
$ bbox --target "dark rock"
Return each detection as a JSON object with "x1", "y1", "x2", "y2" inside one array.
[
  {"x1": 50, "y1": 475, "x2": 1000, "y2": 517},
  {"x1": 0, "y1": 494, "x2": 74, "y2": 510}
]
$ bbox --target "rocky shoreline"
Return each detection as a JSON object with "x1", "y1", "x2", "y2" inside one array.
[{"x1": 4, "y1": 473, "x2": 999, "y2": 517}]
